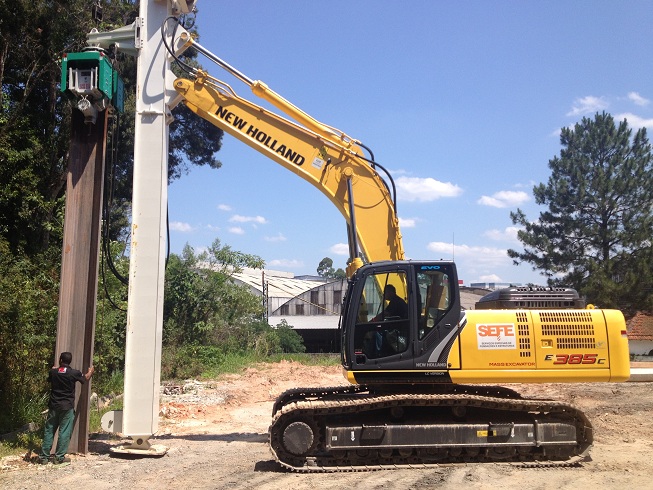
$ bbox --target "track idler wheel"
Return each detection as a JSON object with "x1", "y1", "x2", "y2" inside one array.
[{"x1": 282, "y1": 420, "x2": 316, "y2": 456}]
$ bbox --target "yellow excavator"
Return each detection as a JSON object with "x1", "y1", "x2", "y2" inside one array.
[{"x1": 167, "y1": 21, "x2": 630, "y2": 471}]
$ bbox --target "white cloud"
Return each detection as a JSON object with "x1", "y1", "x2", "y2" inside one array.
[
  {"x1": 268, "y1": 258, "x2": 304, "y2": 268},
  {"x1": 477, "y1": 190, "x2": 529, "y2": 208},
  {"x1": 229, "y1": 214, "x2": 267, "y2": 224},
  {"x1": 398, "y1": 217, "x2": 417, "y2": 228},
  {"x1": 628, "y1": 92, "x2": 650, "y2": 107},
  {"x1": 484, "y1": 226, "x2": 520, "y2": 242},
  {"x1": 514, "y1": 180, "x2": 537, "y2": 189},
  {"x1": 396, "y1": 176, "x2": 463, "y2": 202},
  {"x1": 170, "y1": 221, "x2": 194, "y2": 232},
  {"x1": 566, "y1": 96, "x2": 608, "y2": 117},
  {"x1": 614, "y1": 112, "x2": 653, "y2": 130},
  {"x1": 330, "y1": 243, "x2": 349, "y2": 256},
  {"x1": 264, "y1": 233, "x2": 287, "y2": 242},
  {"x1": 427, "y1": 241, "x2": 508, "y2": 269},
  {"x1": 479, "y1": 274, "x2": 502, "y2": 283},
  {"x1": 205, "y1": 224, "x2": 220, "y2": 232},
  {"x1": 228, "y1": 226, "x2": 245, "y2": 235},
  {"x1": 426, "y1": 241, "x2": 455, "y2": 259},
  {"x1": 218, "y1": 204, "x2": 232, "y2": 211}
]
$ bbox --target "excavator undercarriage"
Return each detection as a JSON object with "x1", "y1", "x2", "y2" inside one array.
[{"x1": 269, "y1": 385, "x2": 592, "y2": 472}]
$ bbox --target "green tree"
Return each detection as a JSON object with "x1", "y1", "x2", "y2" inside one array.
[
  {"x1": 0, "y1": 1, "x2": 224, "y2": 428},
  {"x1": 163, "y1": 239, "x2": 265, "y2": 347},
  {"x1": 0, "y1": 0, "x2": 88, "y2": 254},
  {"x1": 161, "y1": 239, "x2": 270, "y2": 378},
  {"x1": 0, "y1": 238, "x2": 59, "y2": 432},
  {"x1": 0, "y1": 2, "x2": 224, "y2": 253},
  {"x1": 317, "y1": 257, "x2": 346, "y2": 279},
  {"x1": 509, "y1": 112, "x2": 653, "y2": 312},
  {"x1": 94, "y1": 241, "x2": 129, "y2": 392},
  {"x1": 274, "y1": 319, "x2": 306, "y2": 354}
]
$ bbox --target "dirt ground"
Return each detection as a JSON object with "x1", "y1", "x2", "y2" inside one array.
[{"x1": 2, "y1": 360, "x2": 653, "y2": 489}]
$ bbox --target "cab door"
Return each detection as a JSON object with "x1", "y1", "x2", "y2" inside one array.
[
  {"x1": 412, "y1": 263, "x2": 462, "y2": 370},
  {"x1": 347, "y1": 264, "x2": 415, "y2": 371}
]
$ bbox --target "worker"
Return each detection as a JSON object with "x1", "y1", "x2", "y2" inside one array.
[
  {"x1": 365, "y1": 285, "x2": 409, "y2": 357},
  {"x1": 372, "y1": 284, "x2": 408, "y2": 321},
  {"x1": 38, "y1": 352, "x2": 94, "y2": 465}
]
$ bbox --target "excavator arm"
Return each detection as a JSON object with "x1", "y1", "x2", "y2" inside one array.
[{"x1": 170, "y1": 33, "x2": 404, "y2": 276}]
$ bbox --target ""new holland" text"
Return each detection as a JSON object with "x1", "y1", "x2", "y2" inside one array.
[{"x1": 215, "y1": 106, "x2": 305, "y2": 166}]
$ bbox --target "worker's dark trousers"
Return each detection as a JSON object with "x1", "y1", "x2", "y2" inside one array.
[{"x1": 39, "y1": 408, "x2": 74, "y2": 462}]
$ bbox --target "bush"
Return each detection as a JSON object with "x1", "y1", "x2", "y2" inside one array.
[
  {"x1": 0, "y1": 240, "x2": 59, "y2": 434},
  {"x1": 275, "y1": 320, "x2": 306, "y2": 354},
  {"x1": 94, "y1": 370, "x2": 124, "y2": 397}
]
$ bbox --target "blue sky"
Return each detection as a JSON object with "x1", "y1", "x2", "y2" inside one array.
[{"x1": 167, "y1": 1, "x2": 653, "y2": 285}]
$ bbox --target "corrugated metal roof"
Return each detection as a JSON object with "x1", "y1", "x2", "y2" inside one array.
[
  {"x1": 231, "y1": 269, "x2": 325, "y2": 299},
  {"x1": 627, "y1": 312, "x2": 653, "y2": 341}
]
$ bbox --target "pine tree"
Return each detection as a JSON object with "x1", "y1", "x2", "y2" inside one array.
[{"x1": 509, "y1": 112, "x2": 653, "y2": 312}]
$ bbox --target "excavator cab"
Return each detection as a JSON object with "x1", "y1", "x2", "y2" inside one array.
[{"x1": 341, "y1": 261, "x2": 462, "y2": 382}]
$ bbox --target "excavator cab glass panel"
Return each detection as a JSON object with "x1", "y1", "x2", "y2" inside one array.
[
  {"x1": 417, "y1": 270, "x2": 452, "y2": 340},
  {"x1": 353, "y1": 271, "x2": 409, "y2": 360}
]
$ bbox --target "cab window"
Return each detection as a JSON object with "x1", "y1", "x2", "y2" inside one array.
[
  {"x1": 353, "y1": 271, "x2": 409, "y2": 359},
  {"x1": 417, "y1": 270, "x2": 452, "y2": 340}
]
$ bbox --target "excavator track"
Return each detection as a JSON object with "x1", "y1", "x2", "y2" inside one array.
[{"x1": 269, "y1": 386, "x2": 592, "y2": 472}]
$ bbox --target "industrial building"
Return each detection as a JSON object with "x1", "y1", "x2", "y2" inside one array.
[{"x1": 231, "y1": 268, "x2": 489, "y2": 352}]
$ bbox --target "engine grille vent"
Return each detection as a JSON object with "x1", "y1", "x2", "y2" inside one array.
[
  {"x1": 537, "y1": 311, "x2": 596, "y2": 348},
  {"x1": 556, "y1": 337, "x2": 596, "y2": 349},
  {"x1": 516, "y1": 311, "x2": 531, "y2": 357}
]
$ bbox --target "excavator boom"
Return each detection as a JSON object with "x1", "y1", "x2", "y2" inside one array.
[{"x1": 172, "y1": 37, "x2": 404, "y2": 275}]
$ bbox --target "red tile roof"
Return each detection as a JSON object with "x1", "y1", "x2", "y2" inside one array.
[{"x1": 627, "y1": 312, "x2": 653, "y2": 341}]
